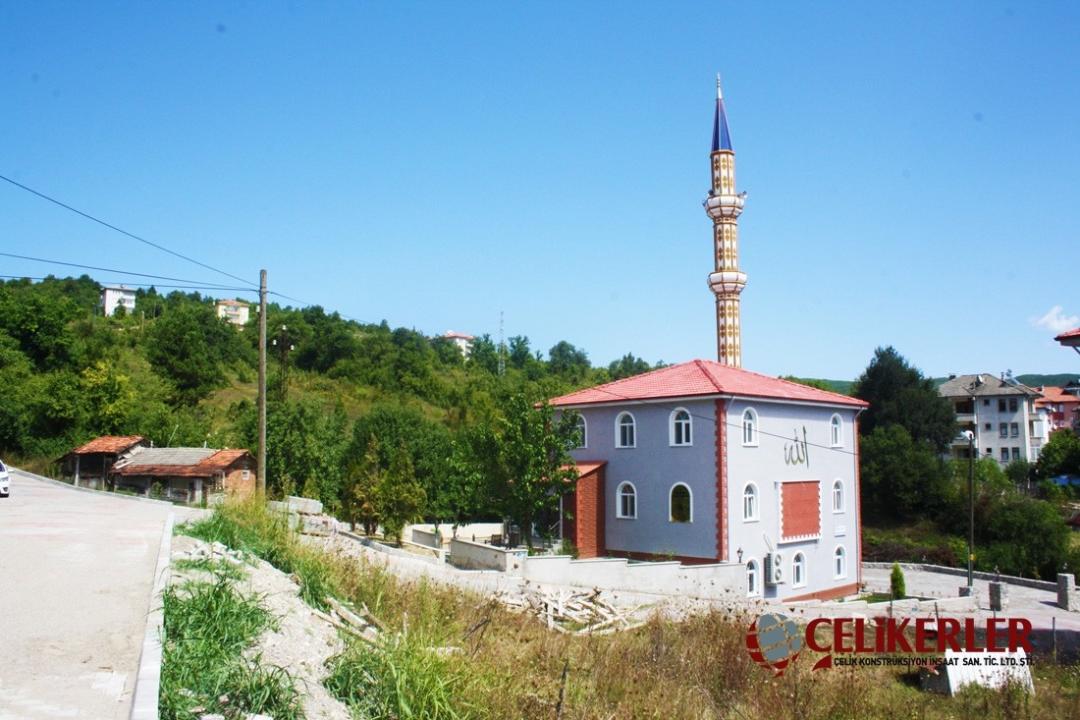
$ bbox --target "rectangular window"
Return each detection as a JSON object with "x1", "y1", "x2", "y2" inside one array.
[
  {"x1": 984, "y1": 399, "x2": 990, "y2": 406},
  {"x1": 998, "y1": 399, "x2": 1007, "y2": 412},
  {"x1": 985, "y1": 447, "x2": 992, "y2": 455},
  {"x1": 1009, "y1": 398, "x2": 1018, "y2": 413},
  {"x1": 999, "y1": 423, "x2": 1008, "y2": 438},
  {"x1": 1010, "y1": 423, "x2": 1019, "y2": 437},
  {"x1": 1011, "y1": 447, "x2": 1021, "y2": 461},
  {"x1": 984, "y1": 423, "x2": 992, "y2": 431},
  {"x1": 1000, "y1": 448, "x2": 1009, "y2": 462}
]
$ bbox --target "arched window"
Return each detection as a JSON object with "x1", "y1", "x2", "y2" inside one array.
[
  {"x1": 830, "y1": 414, "x2": 843, "y2": 447},
  {"x1": 746, "y1": 559, "x2": 759, "y2": 596},
  {"x1": 574, "y1": 414, "x2": 588, "y2": 449},
  {"x1": 616, "y1": 482, "x2": 637, "y2": 519},
  {"x1": 670, "y1": 408, "x2": 693, "y2": 447},
  {"x1": 834, "y1": 546, "x2": 846, "y2": 579},
  {"x1": 792, "y1": 553, "x2": 806, "y2": 587},
  {"x1": 742, "y1": 408, "x2": 758, "y2": 446},
  {"x1": 742, "y1": 483, "x2": 758, "y2": 521},
  {"x1": 669, "y1": 483, "x2": 692, "y2": 523},
  {"x1": 616, "y1": 412, "x2": 636, "y2": 448},
  {"x1": 832, "y1": 479, "x2": 844, "y2": 513}
]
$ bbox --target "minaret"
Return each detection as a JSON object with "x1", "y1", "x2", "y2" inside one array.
[{"x1": 703, "y1": 74, "x2": 747, "y2": 367}]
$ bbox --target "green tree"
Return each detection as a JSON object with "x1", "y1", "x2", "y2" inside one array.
[
  {"x1": 859, "y1": 425, "x2": 950, "y2": 523},
  {"x1": 342, "y1": 438, "x2": 383, "y2": 535},
  {"x1": 469, "y1": 395, "x2": 579, "y2": 547},
  {"x1": 890, "y1": 563, "x2": 906, "y2": 599},
  {"x1": 608, "y1": 353, "x2": 653, "y2": 381},
  {"x1": 144, "y1": 302, "x2": 242, "y2": 404},
  {"x1": 377, "y1": 444, "x2": 426, "y2": 544},
  {"x1": 548, "y1": 341, "x2": 590, "y2": 381},
  {"x1": 853, "y1": 346, "x2": 957, "y2": 452},
  {"x1": 1036, "y1": 429, "x2": 1080, "y2": 479}
]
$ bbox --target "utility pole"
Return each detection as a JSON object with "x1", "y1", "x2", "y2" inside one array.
[
  {"x1": 497, "y1": 310, "x2": 506, "y2": 377},
  {"x1": 257, "y1": 269, "x2": 268, "y2": 497},
  {"x1": 967, "y1": 431, "x2": 975, "y2": 590}
]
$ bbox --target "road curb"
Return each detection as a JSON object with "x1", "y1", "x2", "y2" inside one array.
[
  {"x1": 130, "y1": 511, "x2": 174, "y2": 720},
  {"x1": 12, "y1": 467, "x2": 180, "y2": 507}
]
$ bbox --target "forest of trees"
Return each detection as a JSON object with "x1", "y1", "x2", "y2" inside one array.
[
  {"x1": 0, "y1": 275, "x2": 657, "y2": 542},
  {"x1": 4, "y1": 277, "x2": 1080, "y2": 577}
]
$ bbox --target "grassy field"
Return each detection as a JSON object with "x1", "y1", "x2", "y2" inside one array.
[{"x1": 177, "y1": 501, "x2": 1080, "y2": 719}]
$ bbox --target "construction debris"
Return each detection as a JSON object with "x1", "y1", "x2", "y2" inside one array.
[
  {"x1": 494, "y1": 586, "x2": 644, "y2": 635},
  {"x1": 175, "y1": 541, "x2": 246, "y2": 566},
  {"x1": 268, "y1": 495, "x2": 338, "y2": 536}
]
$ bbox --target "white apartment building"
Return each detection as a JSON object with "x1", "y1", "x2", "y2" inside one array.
[
  {"x1": 101, "y1": 285, "x2": 136, "y2": 316},
  {"x1": 215, "y1": 299, "x2": 251, "y2": 327},
  {"x1": 939, "y1": 373, "x2": 1047, "y2": 465}
]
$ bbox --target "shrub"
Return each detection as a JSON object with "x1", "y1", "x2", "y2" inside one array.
[{"x1": 890, "y1": 562, "x2": 906, "y2": 599}]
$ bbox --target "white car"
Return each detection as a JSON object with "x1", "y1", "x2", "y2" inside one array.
[{"x1": 0, "y1": 458, "x2": 9, "y2": 498}]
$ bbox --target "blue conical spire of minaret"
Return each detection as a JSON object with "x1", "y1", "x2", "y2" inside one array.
[{"x1": 711, "y1": 74, "x2": 733, "y2": 152}]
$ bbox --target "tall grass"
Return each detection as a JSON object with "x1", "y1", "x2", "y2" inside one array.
[
  {"x1": 159, "y1": 574, "x2": 303, "y2": 720},
  {"x1": 182, "y1": 500, "x2": 1080, "y2": 720}
]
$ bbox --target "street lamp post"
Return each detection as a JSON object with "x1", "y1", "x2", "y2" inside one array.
[{"x1": 964, "y1": 430, "x2": 975, "y2": 590}]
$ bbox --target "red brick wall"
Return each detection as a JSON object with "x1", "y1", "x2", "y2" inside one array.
[
  {"x1": 781, "y1": 481, "x2": 821, "y2": 540},
  {"x1": 715, "y1": 399, "x2": 728, "y2": 562},
  {"x1": 222, "y1": 460, "x2": 256, "y2": 497},
  {"x1": 563, "y1": 466, "x2": 605, "y2": 559}
]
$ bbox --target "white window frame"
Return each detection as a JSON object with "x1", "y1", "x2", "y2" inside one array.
[
  {"x1": 742, "y1": 407, "x2": 759, "y2": 447},
  {"x1": 833, "y1": 545, "x2": 846, "y2": 579},
  {"x1": 829, "y1": 414, "x2": 843, "y2": 447},
  {"x1": 832, "y1": 479, "x2": 844, "y2": 513},
  {"x1": 669, "y1": 408, "x2": 693, "y2": 447},
  {"x1": 669, "y1": 483, "x2": 693, "y2": 523},
  {"x1": 615, "y1": 411, "x2": 637, "y2": 449},
  {"x1": 574, "y1": 414, "x2": 588, "y2": 449},
  {"x1": 792, "y1": 552, "x2": 806, "y2": 588},
  {"x1": 742, "y1": 482, "x2": 759, "y2": 522},
  {"x1": 616, "y1": 481, "x2": 637, "y2": 520},
  {"x1": 746, "y1": 559, "x2": 760, "y2": 596}
]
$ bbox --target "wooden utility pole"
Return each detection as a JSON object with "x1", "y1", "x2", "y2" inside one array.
[{"x1": 257, "y1": 269, "x2": 268, "y2": 497}]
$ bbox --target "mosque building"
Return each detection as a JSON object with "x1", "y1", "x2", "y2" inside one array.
[{"x1": 551, "y1": 77, "x2": 867, "y2": 601}]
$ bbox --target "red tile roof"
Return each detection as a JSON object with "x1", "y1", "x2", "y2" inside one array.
[
  {"x1": 547, "y1": 360, "x2": 867, "y2": 408},
  {"x1": 113, "y1": 449, "x2": 253, "y2": 478},
  {"x1": 71, "y1": 435, "x2": 145, "y2": 455},
  {"x1": 1036, "y1": 386, "x2": 1079, "y2": 406},
  {"x1": 1056, "y1": 327, "x2": 1080, "y2": 342}
]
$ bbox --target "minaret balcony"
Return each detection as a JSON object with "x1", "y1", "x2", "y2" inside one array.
[
  {"x1": 708, "y1": 271, "x2": 747, "y2": 294},
  {"x1": 704, "y1": 193, "x2": 745, "y2": 219}
]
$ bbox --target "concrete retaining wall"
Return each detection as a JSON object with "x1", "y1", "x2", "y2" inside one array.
[
  {"x1": 449, "y1": 538, "x2": 528, "y2": 573},
  {"x1": 522, "y1": 555, "x2": 745, "y2": 598},
  {"x1": 863, "y1": 562, "x2": 1056, "y2": 592},
  {"x1": 410, "y1": 523, "x2": 504, "y2": 548}
]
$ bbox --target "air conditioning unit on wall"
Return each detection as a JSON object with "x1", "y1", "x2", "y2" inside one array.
[{"x1": 765, "y1": 552, "x2": 785, "y2": 586}]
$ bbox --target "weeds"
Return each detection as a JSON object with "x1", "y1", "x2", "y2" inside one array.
[
  {"x1": 184, "y1": 500, "x2": 1080, "y2": 720},
  {"x1": 159, "y1": 574, "x2": 302, "y2": 720},
  {"x1": 172, "y1": 556, "x2": 247, "y2": 581}
]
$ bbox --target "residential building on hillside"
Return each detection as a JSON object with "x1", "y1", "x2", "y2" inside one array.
[
  {"x1": 442, "y1": 331, "x2": 475, "y2": 357},
  {"x1": 549, "y1": 77, "x2": 868, "y2": 603},
  {"x1": 101, "y1": 285, "x2": 136, "y2": 316},
  {"x1": 938, "y1": 373, "x2": 1047, "y2": 464},
  {"x1": 215, "y1": 299, "x2": 251, "y2": 327},
  {"x1": 1035, "y1": 386, "x2": 1080, "y2": 433},
  {"x1": 60, "y1": 435, "x2": 148, "y2": 489},
  {"x1": 111, "y1": 446, "x2": 256, "y2": 503}
]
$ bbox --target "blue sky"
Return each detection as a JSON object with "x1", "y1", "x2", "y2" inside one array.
[{"x1": 2, "y1": 2, "x2": 1078, "y2": 380}]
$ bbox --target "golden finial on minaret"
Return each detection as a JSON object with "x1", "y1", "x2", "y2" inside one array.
[{"x1": 703, "y1": 74, "x2": 747, "y2": 367}]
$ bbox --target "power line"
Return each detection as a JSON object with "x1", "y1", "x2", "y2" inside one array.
[
  {"x1": 268, "y1": 290, "x2": 374, "y2": 326},
  {"x1": 0, "y1": 173, "x2": 257, "y2": 289},
  {"x1": 0, "y1": 274, "x2": 253, "y2": 292},
  {"x1": 0, "y1": 251, "x2": 251, "y2": 290}
]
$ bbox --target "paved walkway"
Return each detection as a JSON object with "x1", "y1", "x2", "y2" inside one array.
[{"x1": 0, "y1": 469, "x2": 199, "y2": 720}]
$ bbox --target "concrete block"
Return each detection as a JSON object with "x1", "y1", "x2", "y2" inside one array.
[
  {"x1": 989, "y1": 582, "x2": 1007, "y2": 611},
  {"x1": 300, "y1": 514, "x2": 332, "y2": 536},
  {"x1": 1058, "y1": 574, "x2": 1079, "y2": 611},
  {"x1": 267, "y1": 500, "x2": 287, "y2": 513},
  {"x1": 286, "y1": 495, "x2": 323, "y2": 515}
]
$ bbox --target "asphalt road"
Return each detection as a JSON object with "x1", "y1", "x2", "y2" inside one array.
[{"x1": 0, "y1": 469, "x2": 197, "y2": 720}]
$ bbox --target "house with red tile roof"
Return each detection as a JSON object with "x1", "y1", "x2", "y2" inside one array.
[
  {"x1": 1035, "y1": 386, "x2": 1080, "y2": 433},
  {"x1": 60, "y1": 435, "x2": 148, "y2": 489},
  {"x1": 1057, "y1": 327, "x2": 1080, "y2": 356},
  {"x1": 547, "y1": 80, "x2": 867, "y2": 603},
  {"x1": 109, "y1": 446, "x2": 256, "y2": 503}
]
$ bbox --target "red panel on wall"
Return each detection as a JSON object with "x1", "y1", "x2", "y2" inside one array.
[
  {"x1": 781, "y1": 481, "x2": 820, "y2": 541},
  {"x1": 561, "y1": 462, "x2": 606, "y2": 559}
]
